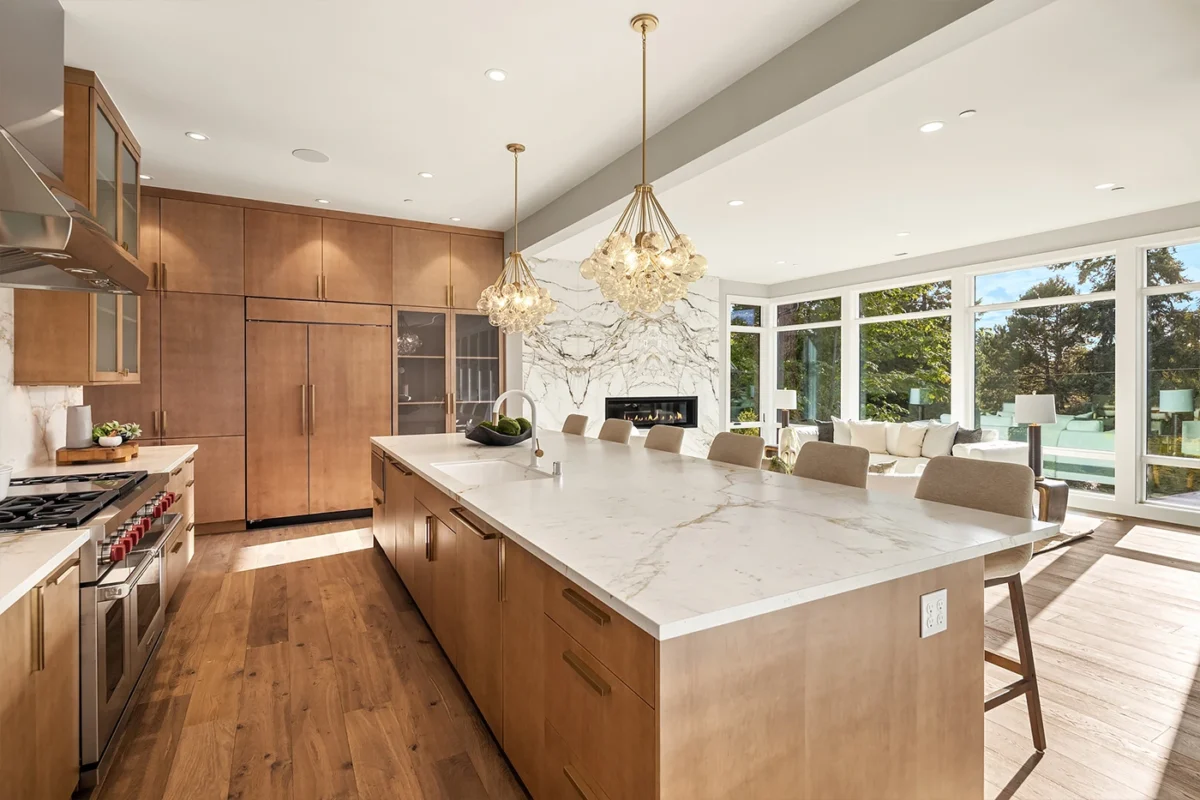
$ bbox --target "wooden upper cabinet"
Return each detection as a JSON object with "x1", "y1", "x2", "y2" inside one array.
[
  {"x1": 159, "y1": 199, "x2": 245, "y2": 295},
  {"x1": 160, "y1": 292, "x2": 245, "y2": 438},
  {"x1": 450, "y1": 234, "x2": 503, "y2": 311},
  {"x1": 141, "y1": 196, "x2": 161, "y2": 288},
  {"x1": 322, "y1": 219, "x2": 392, "y2": 305},
  {"x1": 84, "y1": 293, "x2": 161, "y2": 434},
  {"x1": 245, "y1": 209, "x2": 323, "y2": 300},
  {"x1": 13, "y1": 290, "x2": 140, "y2": 386},
  {"x1": 394, "y1": 227, "x2": 451, "y2": 307}
]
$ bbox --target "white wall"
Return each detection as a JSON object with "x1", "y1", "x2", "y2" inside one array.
[
  {"x1": 519, "y1": 258, "x2": 721, "y2": 457},
  {"x1": 0, "y1": 289, "x2": 83, "y2": 470}
]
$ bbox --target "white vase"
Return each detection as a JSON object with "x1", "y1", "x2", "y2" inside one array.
[
  {"x1": 779, "y1": 426, "x2": 801, "y2": 474},
  {"x1": 65, "y1": 405, "x2": 93, "y2": 449}
]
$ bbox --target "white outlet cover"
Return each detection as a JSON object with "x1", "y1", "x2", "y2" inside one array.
[{"x1": 920, "y1": 588, "x2": 948, "y2": 638}]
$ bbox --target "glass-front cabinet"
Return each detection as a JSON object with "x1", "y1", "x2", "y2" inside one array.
[
  {"x1": 92, "y1": 294, "x2": 141, "y2": 383},
  {"x1": 394, "y1": 309, "x2": 503, "y2": 435}
]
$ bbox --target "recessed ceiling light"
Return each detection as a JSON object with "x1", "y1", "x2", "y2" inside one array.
[
  {"x1": 184, "y1": 131, "x2": 208, "y2": 141},
  {"x1": 774, "y1": 260, "x2": 786, "y2": 265},
  {"x1": 418, "y1": 172, "x2": 433, "y2": 179},
  {"x1": 450, "y1": 217, "x2": 462, "y2": 222},
  {"x1": 919, "y1": 121, "x2": 944, "y2": 133},
  {"x1": 49, "y1": 107, "x2": 64, "y2": 117},
  {"x1": 896, "y1": 231, "x2": 910, "y2": 237},
  {"x1": 894, "y1": 252, "x2": 909, "y2": 257},
  {"x1": 139, "y1": 174, "x2": 152, "y2": 181},
  {"x1": 959, "y1": 109, "x2": 977, "y2": 118},
  {"x1": 315, "y1": 198, "x2": 330, "y2": 204},
  {"x1": 292, "y1": 148, "x2": 330, "y2": 163},
  {"x1": 727, "y1": 199, "x2": 744, "y2": 206},
  {"x1": 484, "y1": 68, "x2": 507, "y2": 82},
  {"x1": 1094, "y1": 182, "x2": 1116, "y2": 190}
]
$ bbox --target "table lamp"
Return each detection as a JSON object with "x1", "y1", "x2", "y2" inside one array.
[
  {"x1": 774, "y1": 389, "x2": 797, "y2": 428},
  {"x1": 1159, "y1": 388, "x2": 1195, "y2": 455},
  {"x1": 909, "y1": 387, "x2": 931, "y2": 420},
  {"x1": 1014, "y1": 394, "x2": 1057, "y2": 479}
]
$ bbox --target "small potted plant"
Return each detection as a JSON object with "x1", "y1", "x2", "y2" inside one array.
[{"x1": 92, "y1": 421, "x2": 142, "y2": 447}]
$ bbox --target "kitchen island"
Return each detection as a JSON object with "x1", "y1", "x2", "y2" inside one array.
[{"x1": 371, "y1": 431, "x2": 1058, "y2": 800}]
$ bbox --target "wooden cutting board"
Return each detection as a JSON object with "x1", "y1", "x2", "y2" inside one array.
[{"x1": 56, "y1": 442, "x2": 140, "y2": 465}]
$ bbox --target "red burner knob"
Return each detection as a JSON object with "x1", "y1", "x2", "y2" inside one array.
[{"x1": 110, "y1": 542, "x2": 127, "y2": 562}]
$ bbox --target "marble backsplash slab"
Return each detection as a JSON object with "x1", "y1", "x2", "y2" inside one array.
[
  {"x1": 0, "y1": 289, "x2": 83, "y2": 470},
  {"x1": 521, "y1": 258, "x2": 720, "y2": 457}
]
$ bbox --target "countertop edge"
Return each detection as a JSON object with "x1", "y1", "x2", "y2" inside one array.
[
  {"x1": 14, "y1": 443, "x2": 199, "y2": 479},
  {"x1": 372, "y1": 437, "x2": 1061, "y2": 641},
  {"x1": 0, "y1": 530, "x2": 89, "y2": 616}
]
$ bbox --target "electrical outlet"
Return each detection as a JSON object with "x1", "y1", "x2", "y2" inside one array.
[{"x1": 920, "y1": 588, "x2": 948, "y2": 638}]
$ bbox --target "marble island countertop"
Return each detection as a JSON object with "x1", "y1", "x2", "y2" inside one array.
[{"x1": 372, "y1": 432, "x2": 1059, "y2": 640}]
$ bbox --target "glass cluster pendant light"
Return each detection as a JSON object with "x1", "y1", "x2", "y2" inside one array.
[
  {"x1": 580, "y1": 13, "x2": 707, "y2": 314},
  {"x1": 478, "y1": 143, "x2": 557, "y2": 334}
]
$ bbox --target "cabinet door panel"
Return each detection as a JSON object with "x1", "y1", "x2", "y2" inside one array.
[
  {"x1": 246, "y1": 321, "x2": 310, "y2": 520},
  {"x1": 245, "y1": 209, "x2": 323, "y2": 300},
  {"x1": 450, "y1": 234, "x2": 503, "y2": 311},
  {"x1": 387, "y1": 461, "x2": 414, "y2": 585},
  {"x1": 85, "y1": 292, "x2": 160, "y2": 435},
  {"x1": 503, "y1": 542, "x2": 548, "y2": 796},
  {"x1": 35, "y1": 558, "x2": 81, "y2": 800},
  {"x1": 159, "y1": 199, "x2": 245, "y2": 295},
  {"x1": 140, "y1": 195, "x2": 160, "y2": 287},
  {"x1": 393, "y1": 227, "x2": 450, "y2": 307},
  {"x1": 456, "y1": 515, "x2": 503, "y2": 737},
  {"x1": 322, "y1": 219, "x2": 392, "y2": 304},
  {"x1": 410, "y1": 499, "x2": 435, "y2": 615},
  {"x1": 431, "y1": 519, "x2": 459, "y2": 667},
  {"x1": 0, "y1": 592, "x2": 36, "y2": 797},
  {"x1": 308, "y1": 324, "x2": 392, "y2": 514},
  {"x1": 160, "y1": 292, "x2": 245, "y2": 438},
  {"x1": 163, "y1": 436, "x2": 246, "y2": 524}
]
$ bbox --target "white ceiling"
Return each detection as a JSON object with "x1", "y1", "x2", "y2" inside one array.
[
  {"x1": 61, "y1": 0, "x2": 856, "y2": 230},
  {"x1": 541, "y1": 0, "x2": 1200, "y2": 283}
]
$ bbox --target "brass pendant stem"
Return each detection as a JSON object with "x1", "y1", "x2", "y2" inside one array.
[
  {"x1": 513, "y1": 148, "x2": 519, "y2": 250},
  {"x1": 641, "y1": 24, "x2": 647, "y2": 185}
]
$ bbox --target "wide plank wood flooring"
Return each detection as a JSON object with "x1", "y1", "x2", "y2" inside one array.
[{"x1": 94, "y1": 514, "x2": 1200, "y2": 799}]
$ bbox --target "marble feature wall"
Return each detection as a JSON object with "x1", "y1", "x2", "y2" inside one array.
[
  {"x1": 521, "y1": 258, "x2": 720, "y2": 457},
  {"x1": 0, "y1": 289, "x2": 83, "y2": 470}
]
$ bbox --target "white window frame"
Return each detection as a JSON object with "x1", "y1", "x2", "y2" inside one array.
[
  {"x1": 724, "y1": 296, "x2": 772, "y2": 440},
  {"x1": 772, "y1": 294, "x2": 844, "y2": 432}
]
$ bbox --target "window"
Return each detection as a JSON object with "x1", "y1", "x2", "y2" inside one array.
[
  {"x1": 728, "y1": 302, "x2": 764, "y2": 436},
  {"x1": 859, "y1": 281, "x2": 951, "y2": 422},
  {"x1": 860, "y1": 280, "x2": 951, "y2": 317},
  {"x1": 1144, "y1": 243, "x2": 1200, "y2": 507},
  {"x1": 972, "y1": 257, "x2": 1116, "y2": 494},
  {"x1": 777, "y1": 297, "x2": 840, "y2": 423}
]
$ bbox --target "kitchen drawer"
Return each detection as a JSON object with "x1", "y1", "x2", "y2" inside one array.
[
  {"x1": 163, "y1": 523, "x2": 188, "y2": 606},
  {"x1": 544, "y1": 571, "x2": 656, "y2": 706},
  {"x1": 543, "y1": 721, "x2": 614, "y2": 800},
  {"x1": 415, "y1": 478, "x2": 457, "y2": 529},
  {"x1": 544, "y1": 618, "x2": 655, "y2": 800}
]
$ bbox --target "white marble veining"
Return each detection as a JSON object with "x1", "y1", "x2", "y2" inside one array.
[
  {"x1": 0, "y1": 288, "x2": 84, "y2": 471},
  {"x1": 373, "y1": 432, "x2": 1059, "y2": 640},
  {"x1": 521, "y1": 258, "x2": 720, "y2": 457},
  {"x1": 15, "y1": 444, "x2": 198, "y2": 479},
  {"x1": 0, "y1": 528, "x2": 90, "y2": 616}
]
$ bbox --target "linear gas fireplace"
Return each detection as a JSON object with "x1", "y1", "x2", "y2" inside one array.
[{"x1": 605, "y1": 395, "x2": 698, "y2": 429}]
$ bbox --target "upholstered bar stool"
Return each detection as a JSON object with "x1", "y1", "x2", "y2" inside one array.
[
  {"x1": 706, "y1": 432, "x2": 765, "y2": 468},
  {"x1": 793, "y1": 441, "x2": 869, "y2": 488},
  {"x1": 562, "y1": 414, "x2": 588, "y2": 435},
  {"x1": 598, "y1": 418, "x2": 634, "y2": 444},
  {"x1": 915, "y1": 456, "x2": 1046, "y2": 752},
  {"x1": 644, "y1": 424, "x2": 685, "y2": 454}
]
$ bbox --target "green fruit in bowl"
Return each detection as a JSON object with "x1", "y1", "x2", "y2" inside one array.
[
  {"x1": 478, "y1": 421, "x2": 498, "y2": 432},
  {"x1": 516, "y1": 417, "x2": 532, "y2": 433},
  {"x1": 496, "y1": 418, "x2": 521, "y2": 436}
]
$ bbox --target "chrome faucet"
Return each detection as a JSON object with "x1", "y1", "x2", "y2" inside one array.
[{"x1": 493, "y1": 389, "x2": 542, "y2": 467}]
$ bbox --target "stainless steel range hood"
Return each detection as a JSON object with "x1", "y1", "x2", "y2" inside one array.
[{"x1": 0, "y1": 125, "x2": 149, "y2": 294}]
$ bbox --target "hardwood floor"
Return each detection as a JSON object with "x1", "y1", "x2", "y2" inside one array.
[
  {"x1": 95, "y1": 520, "x2": 528, "y2": 800},
  {"x1": 95, "y1": 514, "x2": 1200, "y2": 800}
]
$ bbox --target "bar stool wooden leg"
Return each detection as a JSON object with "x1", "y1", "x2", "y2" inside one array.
[{"x1": 984, "y1": 574, "x2": 1047, "y2": 752}]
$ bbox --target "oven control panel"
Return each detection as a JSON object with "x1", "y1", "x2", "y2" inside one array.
[{"x1": 99, "y1": 491, "x2": 179, "y2": 565}]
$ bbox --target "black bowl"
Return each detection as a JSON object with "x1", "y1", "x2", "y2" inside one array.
[{"x1": 466, "y1": 424, "x2": 532, "y2": 447}]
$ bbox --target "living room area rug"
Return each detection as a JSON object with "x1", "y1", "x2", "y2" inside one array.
[{"x1": 1032, "y1": 512, "x2": 1108, "y2": 555}]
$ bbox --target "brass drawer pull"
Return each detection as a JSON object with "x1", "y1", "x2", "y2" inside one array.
[
  {"x1": 562, "y1": 587, "x2": 610, "y2": 626},
  {"x1": 450, "y1": 507, "x2": 495, "y2": 540},
  {"x1": 162, "y1": 410, "x2": 168, "y2": 435},
  {"x1": 47, "y1": 558, "x2": 80, "y2": 587},
  {"x1": 170, "y1": 540, "x2": 184, "y2": 554},
  {"x1": 186, "y1": 522, "x2": 195, "y2": 532},
  {"x1": 31, "y1": 585, "x2": 45, "y2": 673},
  {"x1": 185, "y1": 479, "x2": 195, "y2": 488},
  {"x1": 562, "y1": 650, "x2": 611, "y2": 697},
  {"x1": 498, "y1": 538, "x2": 506, "y2": 604},
  {"x1": 161, "y1": 263, "x2": 168, "y2": 291},
  {"x1": 563, "y1": 765, "x2": 599, "y2": 799},
  {"x1": 385, "y1": 456, "x2": 413, "y2": 477},
  {"x1": 170, "y1": 466, "x2": 183, "y2": 476},
  {"x1": 185, "y1": 455, "x2": 195, "y2": 464},
  {"x1": 425, "y1": 515, "x2": 434, "y2": 561}
]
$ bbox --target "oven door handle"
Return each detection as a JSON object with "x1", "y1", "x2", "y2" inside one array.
[{"x1": 97, "y1": 551, "x2": 159, "y2": 601}]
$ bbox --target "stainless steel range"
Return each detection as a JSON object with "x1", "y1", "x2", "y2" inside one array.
[{"x1": 7, "y1": 469, "x2": 183, "y2": 788}]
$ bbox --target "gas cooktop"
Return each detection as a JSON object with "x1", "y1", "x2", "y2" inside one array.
[
  {"x1": 0, "y1": 490, "x2": 119, "y2": 532},
  {"x1": 10, "y1": 470, "x2": 147, "y2": 497}
]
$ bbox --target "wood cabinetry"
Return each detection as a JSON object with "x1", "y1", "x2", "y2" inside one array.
[
  {"x1": 450, "y1": 233, "x2": 503, "y2": 310},
  {"x1": 247, "y1": 311, "x2": 390, "y2": 521},
  {"x1": 393, "y1": 227, "x2": 451, "y2": 307},
  {"x1": 158, "y1": 199, "x2": 245, "y2": 295},
  {"x1": 323, "y1": 219, "x2": 393, "y2": 304},
  {"x1": 164, "y1": 454, "x2": 197, "y2": 605},
  {"x1": 85, "y1": 293, "x2": 160, "y2": 433},
  {"x1": 159, "y1": 292, "x2": 245, "y2": 438},
  {"x1": 14, "y1": 290, "x2": 142, "y2": 386},
  {"x1": 163, "y1": 436, "x2": 245, "y2": 525},
  {"x1": 383, "y1": 456, "x2": 415, "y2": 584},
  {"x1": 141, "y1": 196, "x2": 160, "y2": 287},
  {"x1": 0, "y1": 555, "x2": 81, "y2": 799},
  {"x1": 406, "y1": 494, "x2": 460, "y2": 667},
  {"x1": 453, "y1": 508, "x2": 504, "y2": 737},
  {"x1": 502, "y1": 540, "x2": 548, "y2": 797},
  {"x1": 244, "y1": 209, "x2": 323, "y2": 300}
]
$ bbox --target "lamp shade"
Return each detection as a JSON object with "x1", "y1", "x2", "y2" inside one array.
[
  {"x1": 1159, "y1": 388, "x2": 1195, "y2": 413},
  {"x1": 773, "y1": 389, "x2": 797, "y2": 411},
  {"x1": 909, "y1": 388, "x2": 931, "y2": 406},
  {"x1": 1014, "y1": 394, "x2": 1057, "y2": 425}
]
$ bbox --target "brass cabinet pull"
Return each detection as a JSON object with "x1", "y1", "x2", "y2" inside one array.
[
  {"x1": 161, "y1": 410, "x2": 168, "y2": 435},
  {"x1": 309, "y1": 384, "x2": 316, "y2": 435},
  {"x1": 31, "y1": 585, "x2": 45, "y2": 673},
  {"x1": 562, "y1": 651, "x2": 611, "y2": 697},
  {"x1": 170, "y1": 540, "x2": 184, "y2": 554},
  {"x1": 185, "y1": 479, "x2": 195, "y2": 488},
  {"x1": 450, "y1": 284, "x2": 456, "y2": 306},
  {"x1": 186, "y1": 522, "x2": 195, "y2": 532},
  {"x1": 498, "y1": 538, "x2": 507, "y2": 603},
  {"x1": 385, "y1": 456, "x2": 413, "y2": 477},
  {"x1": 301, "y1": 384, "x2": 308, "y2": 436},
  {"x1": 425, "y1": 515, "x2": 433, "y2": 561},
  {"x1": 151, "y1": 409, "x2": 158, "y2": 435},
  {"x1": 48, "y1": 559, "x2": 79, "y2": 587},
  {"x1": 161, "y1": 263, "x2": 168, "y2": 291},
  {"x1": 373, "y1": 497, "x2": 384, "y2": 506},
  {"x1": 563, "y1": 765, "x2": 597, "y2": 800},
  {"x1": 449, "y1": 507, "x2": 495, "y2": 540},
  {"x1": 185, "y1": 455, "x2": 195, "y2": 464},
  {"x1": 445, "y1": 284, "x2": 452, "y2": 306},
  {"x1": 562, "y1": 587, "x2": 610, "y2": 626},
  {"x1": 317, "y1": 274, "x2": 322, "y2": 300},
  {"x1": 323, "y1": 274, "x2": 329, "y2": 300},
  {"x1": 171, "y1": 466, "x2": 183, "y2": 477},
  {"x1": 152, "y1": 262, "x2": 158, "y2": 289}
]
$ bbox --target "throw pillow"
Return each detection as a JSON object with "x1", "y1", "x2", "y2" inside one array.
[
  {"x1": 831, "y1": 417, "x2": 852, "y2": 445},
  {"x1": 849, "y1": 420, "x2": 888, "y2": 454},
  {"x1": 816, "y1": 421, "x2": 834, "y2": 443},
  {"x1": 868, "y1": 459, "x2": 897, "y2": 475},
  {"x1": 954, "y1": 427, "x2": 984, "y2": 445},
  {"x1": 885, "y1": 422, "x2": 902, "y2": 455},
  {"x1": 921, "y1": 420, "x2": 959, "y2": 458},
  {"x1": 894, "y1": 423, "x2": 928, "y2": 458}
]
